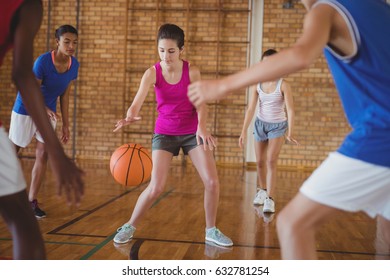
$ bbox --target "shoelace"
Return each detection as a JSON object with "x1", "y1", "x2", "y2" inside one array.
[{"x1": 117, "y1": 225, "x2": 131, "y2": 233}]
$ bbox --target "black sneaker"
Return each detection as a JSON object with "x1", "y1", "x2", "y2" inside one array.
[{"x1": 31, "y1": 199, "x2": 46, "y2": 218}]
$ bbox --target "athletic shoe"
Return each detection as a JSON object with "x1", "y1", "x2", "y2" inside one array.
[
  {"x1": 253, "y1": 188, "x2": 268, "y2": 205},
  {"x1": 204, "y1": 240, "x2": 233, "y2": 258},
  {"x1": 205, "y1": 227, "x2": 233, "y2": 247},
  {"x1": 263, "y1": 198, "x2": 275, "y2": 213},
  {"x1": 31, "y1": 199, "x2": 46, "y2": 218},
  {"x1": 113, "y1": 224, "x2": 136, "y2": 244}
]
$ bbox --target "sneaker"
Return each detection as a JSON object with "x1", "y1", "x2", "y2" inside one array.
[
  {"x1": 113, "y1": 224, "x2": 136, "y2": 244},
  {"x1": 263, "y1": 197, "x2": 275, "y2": 213},
  {"x1": 31, "y1": 199, "x2": 46, "y2": 218},
  {"x1": 205, "y1": 227, "x2": 233, "y2": 247},
  {"x1": 204, "y1": 240, "x2": 233, "y2": 258},
  {"x1": 253, "y1": 188, "x2": 268, "y2": 205}
]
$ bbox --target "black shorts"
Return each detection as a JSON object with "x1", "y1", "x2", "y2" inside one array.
[{"x1": 152, "y1": 134, "x2": 203, "y2": 156}]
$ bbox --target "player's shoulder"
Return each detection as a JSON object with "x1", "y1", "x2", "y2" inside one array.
[
  {"x1": 34, "y1": 51, "x2": 51, "y2": 65},
  {"x1": 143, "y1": 65, "x2": 157, "y2": 83}
]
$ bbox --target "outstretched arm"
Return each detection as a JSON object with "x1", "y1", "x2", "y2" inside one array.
[
  {"x1": 190, "y1": 65, "x2": 217, "y2": 150},
  {"x1": 12, "y1": 0, "x2": 84, "y2": 205},
  {"x1": 113, "y1": 67, "x2": 155, "y2": 132},
  {"x1": 188, "y1": 4, "x2": 334, "y2": 108}
]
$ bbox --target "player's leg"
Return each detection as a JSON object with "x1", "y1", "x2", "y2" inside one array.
[
  {"x1": 0, "y1": 191, "x2": 46, "y2": 259},
  {"x1": 113, "y1": 150, "x2": 173, "y2": 244},
  {"x1": 188, "y1": 146, "x2": 219, "y2": 228},
  {"x1": 252, "y1": 118, "x2": 268, "y2": 206},
  {"x1": 264, "y1": 136, "x2": 284, "y2": 198},
  {"x1": 277, "y1": 193, "x2": 337, "y2": 259},
  {"x1": 0, "y1": 127, "x2": 45, "y2": 259},
  {"x1": 128, "y1": 150, "x2": 173, "y2": 227},
  {"x1": 189, "y1": 146, "x2": 233, "y2": 246},
  {"x1": 278, "y1": 152, "x2": 390, "y2": 259},
  {"x1": 260, "y1": 136, "x2": 284, "y2": 213},
  {"x1": 375, "y1": 215, "x2": 390, "y2": 259},
  {"x1": 254, "y1": 139, "x2": 268, "y2": 190},
  {"x1": 28, "y1": 117, "x2": 56, "y2": 218},
  {"x1": 28, "y1": 141, "x2": 48, "y2": 218}
]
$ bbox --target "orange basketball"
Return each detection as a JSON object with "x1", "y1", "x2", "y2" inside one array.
[{"x1": 110, "y1": 143, "x2": 152, "y2": 186}]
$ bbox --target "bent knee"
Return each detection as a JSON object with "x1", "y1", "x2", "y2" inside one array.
[{"x1": 147, "y1": 184, "x2": 165, "y2": 199}]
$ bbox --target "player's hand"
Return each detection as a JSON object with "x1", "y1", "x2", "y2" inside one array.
[
  {"x1": 48, "y1": 151, "x2": 84, "y2": 206},
  {"x1": 238, "y1": 132, "x2": 246, "y2": 149},
  {"x1": 46, "y1": 108, "x2": 59, "y2": 121},
  {"x1": 196, "y1": 126, "x2": 217, "y2": 151},
  {"x1": 286, "y1": 135, "x2": 299, "y2": 145},
  {"x1": 188, "y1": 80, "x2": 224, "y2": 109},
  {"x1": 113, "y1": 116, "x2": 142, "y2": 132},
  {"x1": 61, "y1": 126, "x2": 70, "y2": 144}
]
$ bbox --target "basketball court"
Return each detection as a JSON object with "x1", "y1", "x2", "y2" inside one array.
[{"x1": 0, "y1": 158, "x2": 387, "y2": 260}]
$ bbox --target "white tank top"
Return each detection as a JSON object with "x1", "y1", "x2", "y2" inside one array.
[{"x1": 256, "y1": 79, "x2": 287, "y2": 123}]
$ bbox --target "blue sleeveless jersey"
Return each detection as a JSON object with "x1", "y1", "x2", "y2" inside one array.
[{"x1": 316, "y1": 0, "x2": 390, "y2": 167}]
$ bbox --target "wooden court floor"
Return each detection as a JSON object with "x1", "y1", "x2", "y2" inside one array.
[{"x1": 1, "y1": 157, "x2": 389, "y2": 260}]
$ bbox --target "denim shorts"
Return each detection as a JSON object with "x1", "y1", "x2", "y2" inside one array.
[
  {"x1": 253, "y1": 118, "x2": 288, "y2": 142},
  {"x1": 152, "y1": 134, "x2": 203, "y2": 156}
]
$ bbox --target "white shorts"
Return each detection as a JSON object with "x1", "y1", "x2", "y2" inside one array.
[
  {"x1": 8, "y1": 111, "x2": 57, "y2": 148},
  {"x1": 0, "y1": 127, "x2": 26, "y2": 196},
  {"x1": 300, "y1": 152, "x2": 390, "y2": 220}
]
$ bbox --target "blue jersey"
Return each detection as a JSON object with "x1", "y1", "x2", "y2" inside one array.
[
  {"x1": 13, "y1": 51, "x2": 79, "y2": 115},
  {"x1": 316, "y1": 0, "x2": 390, "y2": 167}
]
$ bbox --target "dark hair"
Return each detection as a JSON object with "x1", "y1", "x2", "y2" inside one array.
[
  {"x1": 55, "y1": 25, "x2": 78, "y2": 40},
  {"x1": 157, "y1": 24, "x2": 185, "y2": 50},
  {"x1": 261, "y1": 49, "x2": 277, "y2": 59}
]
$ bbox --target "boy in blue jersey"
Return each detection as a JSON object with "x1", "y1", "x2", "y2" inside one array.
[
  {"x1": 188, "y1": 0, "x2": 390, "y2": 259},
  {"x1": 9, "y1": 25, "x2": 80, "y2": 218}
]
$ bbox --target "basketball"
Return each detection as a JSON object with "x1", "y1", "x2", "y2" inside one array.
[{"x1": 110, "y1": 143, "x2": 153, "y2": 186}]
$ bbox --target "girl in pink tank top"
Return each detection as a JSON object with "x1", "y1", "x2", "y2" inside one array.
[{"x1": 113, "y1": 24, "x2": 233, "y2": 247}]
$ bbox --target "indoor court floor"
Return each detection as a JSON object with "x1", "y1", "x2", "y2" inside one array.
[{"x1": 0, "y1": 157, "x2": 389, "y2": 260}]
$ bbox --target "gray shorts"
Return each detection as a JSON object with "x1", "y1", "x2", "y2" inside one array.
[
  {"x1": 253, "y1": 118, "x2": 288, "y2": 142},
  {"x1": 152, "y1": 134, "x2": 203, "y2": 156}
]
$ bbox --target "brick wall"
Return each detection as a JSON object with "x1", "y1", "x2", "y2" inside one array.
[{"x1": 0, "y1": 0, "x2": 349, "y2": 169}]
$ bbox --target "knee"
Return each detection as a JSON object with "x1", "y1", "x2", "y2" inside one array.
[
  {"x1": 35, "y1": 147, "x2": 48, "y2": 162},
  {"x1": 147, "y1": 183, "x2": 165, "y2": 200},
  {"x1": 256, "y1": 159, "x2": 266, "y2": 169},
  {"x1": 276, "y1": 208, "x2": 300, "y2": 241},
  {"x1": 266, "y1": 159, "x2": 278, "y2": 170},
  {"x1": 204, "y1": 177, "x2": 220, "y2": 193}
]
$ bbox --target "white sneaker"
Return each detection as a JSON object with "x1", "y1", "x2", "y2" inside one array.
[
  {"x1": 263, "y1": 198, "x2": 275, "y2": 213},
  {"x1": 253, "y1": 188, "x2": 268, "y2": 205}
]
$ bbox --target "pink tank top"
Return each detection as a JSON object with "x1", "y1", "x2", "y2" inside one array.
[
  {"x1": 256, "y1": 79, "x2": 287, "y2": 123},
  {"x1": 0, "y1": 0, "x2": 24, "y2": 127},
  {"x1": 154, "y1": 60, "x2": 198, "y2": 135},
  {"x1": 0, "y1": 0, "x2": 24, "y2": 66}
]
